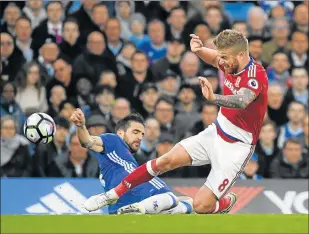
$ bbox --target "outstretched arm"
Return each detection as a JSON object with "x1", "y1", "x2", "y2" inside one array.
[
  {"x1": 70, "y1": 108, "x2": 104, "y2": 152},
  {"x1": 198, "y1": 77, "x2": 257, "y2": 109}
]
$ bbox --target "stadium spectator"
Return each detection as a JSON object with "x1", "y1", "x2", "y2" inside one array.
[
  {"x1": 201, "y1": 69, "x2": 221, "y2": 94},
  {"x1": 72, "y1": 31, "x2": 118, "y2": 84},
  {"x1": 70, "y1": 0, "x2": 98, "y2": 36},
  {"x1": 58, "y1": 99, "x2": 78, "y2": 125},
  {"x1": 262, "y1": 17, "x2": 290, "y2": 64},
  {"x1": 192, "y1": 22, "x2": 212, "y2": 48},
  {"x1": 91, "y1": 85, "x2": 115, "y2": 122},
  {"x1": 128, "y1": 13, "x2": 150, "y2": 47},
  {"x1": 247, "y1": 6, "x2": 271, "y2": 41},
  {"x1": 58, "y1": 18, "x2": 82, "y2": 63},
  {"x1": 0, "y1": 82, "x2": 26, "y2": 134},
  {"x1": 270, "y1": 138, "x2": 309, "y2": 179},
  {"x1": 232, "y1": 21, "x2": 248, "y2": 38},
  {"x1": 22, "y1": 0, "x2": 47, "y2": 30},
  {"x1": 288, "y1": 31, "x2": 308, "y2": 71},
  {"x1": 106, "y1": 18, "x2": 124, "y2": 56},
  {"x1": 47, "y1": 85, "x2": 67, "y2": 118},
  {"x1": 284, "y1": 68, "x2": 308, "y2": 107},
  {"x1": 1, "y1": 3, "x2": 21, "y2": 36},
  {"x1": 277, "y1": 101, "x2": 306, "y2": 149},
  {"x1": 300, "y1": 114, "x2": 309, "y2": 155},
  {"x1": 248, "y1": 36, "x2": 268, "y2": 68},
  {"x1": 135, "y1": 118, "x2": 161, "y2": 165},
  {"x1": 0, "y1": 116, "x2": 32, "y2": 177},
  {"x1": 151, "y1": 37, "x2": 185, "y2": 81},
  {"x1": 255, "y1": 120, "x2": 280, "y2": 178},
  {"x1": 90, "y1": 3, "x2": 110, "y2": 32},
  {"x1": 48, "y1": 58, "x2": 75, "y2": 99},
  {"x1": 1, "y1": 32, "x2": 26, "y2": 83},
  {"x1": 15, "y1": 17, "x2": 34, "y2": 62},
  {"x1": 186, "y1": 102, "x2": 218, "y2": 138},
  {"x1": 174, "y1": 84, "x2": 200, "y2": 140},
  {"x1": 86, "y1": 114, "x2": 110, "y2": 136},
  {"x1": 166, "y1": 6, "x2": 187, "y2": 41},
  {"x1": 108, "y1": 98, "x2": 131, "y2": 131},
  {"x1": 157, "y1": 70, "x2": 180, "y2": 100},
  {"x1": 138, "y1": 20, "x2": 167, "y2": 64},
  {"x1": 137, "y1": 83, "x2": 159, "y2": 120},
  {"x1": 154, "y1": 96, "x2": 178, "y2": 139},
  {"x1": 75, "y1": 77, "x2": 95, "y2": 108},
  {"x1": 240, "y1": 154, "x2": 263, "y2": 180},
  {"x1": 33, "y1": 116, "x2": 70, "y2": 177},
  {"x1": 15, "y1": 61, "x2": 48, "y2": 116},
  {"x1": 146, "y1": 0, "x2": 180, "y2": 22},
  {"x1": 46, "y1": 133, "x2": 99, "y2": 178},
  {"x1": 204, "y1": 6, "x2": 225, "y2": 36},
  {"x1": 37, "y1": 41, "x2": 60, "y2": 77},
  {"x1": 116, "y1": 41, "x2": 137, "y2": 76},
  {"x1": 266, "y1": 51, "x2": 291, "y2": 91},
  {"x1": 117, "y1": 51, "x2": 154, "y2": 109},
  {"x1": 291, "y1": 4, "x2": 308, "y2": 34},
  {"x1": 98, "y1": 71, "x2": 118, "y2": 90},
  {"x1": 267, "y1": 83, "x2": 290, "y2": 127},
  {"x1": 31, "y1": 1, "x2": 64, "y2": 57},
  {"x1": 115, "y1": 1, "x2": 135, "y2": 40}
]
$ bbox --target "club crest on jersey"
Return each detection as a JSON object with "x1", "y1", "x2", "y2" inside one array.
[{"x1": 248, "y1": 79, "x2": 258, "y2": 89}]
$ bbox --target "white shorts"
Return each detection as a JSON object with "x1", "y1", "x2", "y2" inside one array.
[{"x1": 178, "y1": 123, "x2": 255, "y2": 199}]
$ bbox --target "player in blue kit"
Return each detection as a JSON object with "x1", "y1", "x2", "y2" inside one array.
[{"x1": 70, "y1": 108, "x2": 193, "y2": 214}]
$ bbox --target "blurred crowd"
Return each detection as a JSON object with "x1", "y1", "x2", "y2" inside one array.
[{"x1": 1, "y1": 1, "x2": 308, "y2": 180}]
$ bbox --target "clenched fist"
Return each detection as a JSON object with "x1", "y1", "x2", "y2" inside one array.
[
  {"x1": 70, "y1": 108, "x2": 86, "y2": 127},
  {"x1": 190, "y1": 34, "x2": 203, "y2": 53}
]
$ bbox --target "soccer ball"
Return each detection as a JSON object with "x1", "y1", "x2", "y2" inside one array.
[{"x1": 24, "y1": 113, "x2": 56, "y2": 144}]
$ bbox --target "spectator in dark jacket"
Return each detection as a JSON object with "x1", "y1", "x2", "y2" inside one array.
[
  {"x1": 1, "y1": 33, "x2": 26, "y2": 83},
  {"x1": 270, "y1": 138, "x2": 309, "y2": 179},
  {"x1": 1, "y1": 3, "x2": 22, "y2": 36},
  {"x1": 72, "y1": 31, "x2": 118, "y2": 84},
  {"x1": 300, "y1": 114, "x2": 309, "y2": 155},
  {"x1": 47, "y1": 85, "x2": 67, "y2": 118},
  {"x1": 106, "y1": 18, "x2": 124, "y2": 56},
  {"x1": 255, "y1": 120, "x2": 281, "y2": 178},
  {"x1": 46, "y1": 133, "x2": 99, "y2": 178},
  {"x1": 0, "y1": 82, "x2": 26, "y2": 134},
  {"x1": 108, "y1": 98, "x2": 131, "y2": 132},
  {"x1": 58, "y1": 18, "x2": 82, "y2": 63},
  {"x1": 287, "y1": 31, "x2": 308, "y2": 71},
  {"x1": 1, "y1": 116, "x2": 32, "y2": 177},
  {"x1": 32, "y1": 116, "x2": 70, "y2": 177}
]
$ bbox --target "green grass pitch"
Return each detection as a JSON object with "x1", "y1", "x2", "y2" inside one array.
[{"x1": 1, "y1": 214, "x2": 308, "y2": 234}]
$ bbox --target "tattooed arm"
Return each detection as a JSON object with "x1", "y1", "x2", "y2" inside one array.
[
  {"x1": 198, "y1": 77, "x2": 257, "y2": 109},
  {"x1": 213, "y1": 88, "x2": 257, "y2": 109}
]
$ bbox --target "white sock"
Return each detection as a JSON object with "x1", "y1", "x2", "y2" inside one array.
[
  {"x1": 106, "y1": 189, "x2": 119, "y2": 199},
  {"x1": 161, "y1": 201, "x2": 193, "y2": 214},
  {"x1": 139, "y1": 192, "x2": 178, "y2": 214}
]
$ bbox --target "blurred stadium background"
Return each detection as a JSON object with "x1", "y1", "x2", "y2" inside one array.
[{"x1": 1, "y1": 0, "x2": 308, "y2": 232}]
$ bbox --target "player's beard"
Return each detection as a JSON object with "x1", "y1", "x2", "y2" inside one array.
[{"x1": 123, "y1": 134, "x2": 140, "y2": 153}]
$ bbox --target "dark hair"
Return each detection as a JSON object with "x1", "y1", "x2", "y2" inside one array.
[
  {"x1": 232, "y1": 20, "x2": 246, "y2": 26},
  {"x1": 288, "y1": 100, "x2": 306, "y2": 110},
  {"x1": 1, "y1": 81, "x2": 17, "y2": 96},
  {"x1": 200, "y1": 101, "x2": 219, "y2": 112},
  {"x1": 16, "y1": 16, "x2": 31, "y2": 26},
  {"x1": 283, "y1": 137, "x2": 302, "y2": 148},
  {"x1": 92, "y1": 2, "x2": 108, "y2": 13},
  {"x1": 64, "y1": 17, "x2": 79, "y2": 28},
  {"x1": 272, "y1": 50, "x2": 288, "y2": 58},
  {"x1": 115, "y1": 112, "x2": 145, "y2": 132},
  {"x1": 131, "y1": 50, "x2": 148, "y2": 61},
  {"x1": 248, "y1": 35, "x2": 263, "y2": 43},
  {"x1": 59, "y1": 99, "x2": 78, "y2": 112},
  {"x1": 155, "y1": 96, "x2": 174, "y2": 109},
  {"x1": 46, "y1": 1, "x2": 63, "y2": 10},
  {"x1": 169, "y1": 6, "x2": 186, "y2": 17}
]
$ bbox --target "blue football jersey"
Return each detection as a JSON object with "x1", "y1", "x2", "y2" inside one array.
[{"x1": 94, "y1": 133, "x2": 170, "y2": 214}]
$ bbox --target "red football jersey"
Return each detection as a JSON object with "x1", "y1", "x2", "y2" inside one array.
[{"x1": 216, "y1": 58, "x2": 268, "y2": 145}]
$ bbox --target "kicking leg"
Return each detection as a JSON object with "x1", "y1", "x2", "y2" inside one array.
[
  {"x1": 108, "y1": 144, "x2": 192, "y2": 201},
  {"x1": 117, "y1": 192, "x2": 178, "y2": 214}
]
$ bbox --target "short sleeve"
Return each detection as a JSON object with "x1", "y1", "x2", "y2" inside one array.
[
  {"x1": 244, "y1": 78, "x2": 263, "y2": 96},
  {"x1": 99, "y1": 133, "x2": 120, "y2": 152}
]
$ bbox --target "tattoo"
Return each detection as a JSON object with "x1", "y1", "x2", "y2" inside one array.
[
  {"x1": 213, "y1": 88, "x2": 256, "y2": 109},
  {"x1": 81, "y1": 136, "x2": 97, "y2": 149}
]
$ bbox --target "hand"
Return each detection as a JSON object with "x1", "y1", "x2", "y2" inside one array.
[
  {"x1": 190, "y1": 34, "x2": 203, "y2": 53},
  {"x1": 198, "y1": 76, "x2": 216, "y2": 101},
  {"x1": 70, "y1": 108, "x2": 86, "y2": 127}
]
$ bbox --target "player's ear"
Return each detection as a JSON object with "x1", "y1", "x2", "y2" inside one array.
[{"x1": 117, "y1": 129, "x2": 124, "y2": 138}]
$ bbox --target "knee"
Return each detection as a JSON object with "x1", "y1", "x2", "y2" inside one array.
[{"x1": 193, "y1": 199, "x2": 213, "y2": 214}]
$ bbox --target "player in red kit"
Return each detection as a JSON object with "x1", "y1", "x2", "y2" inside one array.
[{"x1": 85, "y1": 30, "x2": 268, "y2": 214}]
